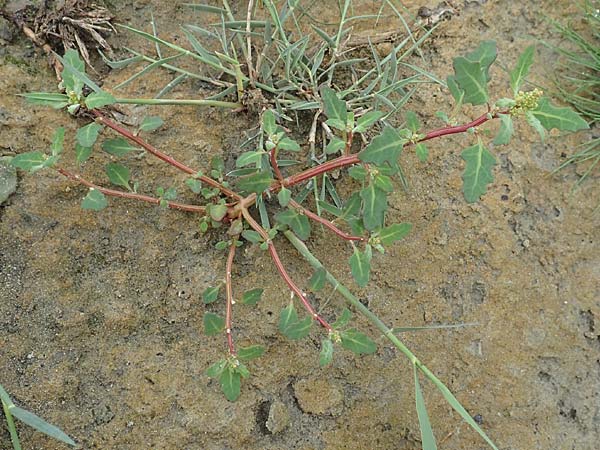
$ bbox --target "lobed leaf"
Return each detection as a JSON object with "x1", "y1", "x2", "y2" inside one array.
[
  {"x1": 530, "y1": 97, "x2": 589, "y2": 132},
  {"x1": 461, "y1": 140, "x2": 496, "y2": 203},
  {"x1": 510, "y1": 45, "x2": 535, "y2": 95},
  {"x1": 452, "y1": 57, "x2": 489, "y2": 105}
]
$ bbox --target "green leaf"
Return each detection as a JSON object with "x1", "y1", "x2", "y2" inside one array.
[
  {"x1": 203, "y1": 312, "x2": 225, "y2": 336},
  {"x1": 85, "y1": 91, "x2": 116, "y2": 109},
  {"x1": 242, "y1": 229, "x2": 263, "y2": 244},
  {"x1": 319, "y1": 338, "x2": 334, "y2": 367},
  {"x1": 405, "y1": 111, "x2": 420, "y2": 132},
  {"x1": 205, "y1": 359, "x2": 227, "y2": 378},
  {"x1": 321, "y1": 86, "x2": 348, "y2": 131},
  {"x1": 275, "y1": 209, "x2": 311, "y2": 240},
  {"x1": 340, "y1": 329, "x2": 376, "y2": 354},
  {"x1": 493, "y1": 114, "x2": 513, "y2": 146},
  {"x1": 20, "y1": 92, "x2": 70, "y2": 109},
  {"x1": 358, "y1": 127, "x2": 405, "y2": 167},
  {"x1": 374, "y1": 174, "x2": 393, "y2": 193},
  {"x1": 332, "y1": 308, "x2": 352, "y2": 329},
  {"x1": 236, "y1": 151, "x2": 263, "y2": 167},
  {"x1": 277, "y1": 187, "x2": 291, "y2": 207},
  {"x1": 61, "y1": 49, "x2": 85, "y2": 96},
  {"x1": 50, "y1": 127, "x2": 65, "y2": 157},
  {"x1": 279, "y1": 302, "x2": 312, "y2": 340},
  {"x1": 219, "y1": 367, "x2": 241, "y2": 401},
  {"x1": 11, "y1": 406, "x2": 76, "y2": 446},
  {"x1": 139, "y1": 116, "x2": 164, "y2": 132},
  {"x1": 348, "y1": 166, "x2": 367, "y2": 181},
  {"x1": 325, "y1": 136, "x2": 346, "y2": 155},
  {"x1": 237, "y1": 345, "x2": 265, "y2": 361},
  {"x1": 353, "y1": 111, "x2": 385, "y2": 133},
  {"x1": 75, "y1": 144, "x2": 93, "y2": 164},
  {"x1": 11, "y1": 151, "x2": 46, "y2": 173},
  {"x1": 238, "y1": 171, "x2": 274, "y2": 194},
  {"x1": 56, "y1": 51, "x2": 102, "y2": 93},
  {"x1": 415, "y1": 143, "x2": 428, "y2": 162},
  {"x1": 309, "y1": 267, "x2": 327, "y2": 291},
  {"x1": 452, "y1": 57, "x2": 489, "y2": 105},
  {"x1": 277, "y1": 137, "x2": 301, "y2": 152},
  {"x1": 530, "y1": 97, "x2": 589, "y2": 132},
  {"x1": 203, "y1": 286, "x2": 220, "y2": 304},
  {"x1": 510, "y1": 45, "x2": 535, "y2": 95},
  {"x1": 446, "y1": 76, "x2": 463, "y2": 103},
  {"x1": 525, "y1": 111, "x2": 546, "y2": 141},
  {"x1": 378, "y1": 223, "x2": 412, "y2": 245},
  {"x1": 464, "y1": 40, "x2": 497, "y2": 81},
  {"x1": 414, "y1": 366, "x2": 437, "y2": 450},
  {"x1": 106, "y1": 163, "x2": 131, "y2": 190},
  {"x1": 102, "y1": 138, "x2": 138, "y2": 156},
  {"x1": 208, "y1": 204, "x2": 228, "y2": 221},
  {"x1": 241, "y1": 288, "x2": 263, "y2": 305},
  {"x1": 263, "y1": 109, "x2": 277, "y2": 136},
  {"x1": 185, "y1": 178, "x2": 202, "y2": 193},
  {"x1": 282, "y1": 317, "x2": 312, "y2": 340},
  {"x1": 360, "y1": 184, "x2": 387, "y2": 231},
  {"x1": 461, "y1": 140, "x2": 496, "y2": 203},
  {"x1": 81, "y1": 189, "x2": 107, "y2": 211},
  {"x1": 349, "y1": 246, "x2": 371, "y2": 287},
  {"x1": 76, "y1": 123, "x2": 102, "y2": 147}
]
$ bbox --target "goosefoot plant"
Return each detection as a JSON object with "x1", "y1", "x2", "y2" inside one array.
[{"x1": 9, "y1": 3, "x2": 588, "y2": 449}]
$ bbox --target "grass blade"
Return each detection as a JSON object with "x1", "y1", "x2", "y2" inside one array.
[
  {"x1": 10, "y1": 407, "x2": 76, "y2": 446},
  {"x1": 414, "y1": 365, "x2": 437, "y2": 450}
]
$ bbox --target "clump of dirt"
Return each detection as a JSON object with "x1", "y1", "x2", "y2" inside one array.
[{"x1": 0, "y1": 1, "x2": 598, "y2": 450}]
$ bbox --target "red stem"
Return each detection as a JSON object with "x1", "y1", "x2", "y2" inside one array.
[
  {"x1": 279, "y1": 111, "x2": 503, "y2": 190},
  {"x1": 92, "y1": 110, "x2": 241, "y2": 200},
  {"x1": 288, "y1": 199, "x2": 365, "y2": 242},
  {"x1": 57, "y1": 168, "x2": 206, "y2": 213},
  {"x1": 241, "y1": 208, "x2": 332, "y2": 331},
  {"x1": 344, "y1": 131, "x2": 353, "y2": 156},
  {"x1": 270, "y1": 146, "x2": 284, "y2": 183},
  {"x1": 225, "y1": 240, "x2": 237, "y2": 356}
]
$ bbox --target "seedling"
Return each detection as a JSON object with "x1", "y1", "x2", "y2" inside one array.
[{"x1": 8, "y1": 2, "x2": 588, "y2": 449}]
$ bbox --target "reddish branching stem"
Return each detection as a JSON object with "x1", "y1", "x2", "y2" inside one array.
[
  {"x1": 344, "y1": 131, "x2": 353, "y2": 156},
  {"x1": 57, "y1": 168, "x2": 206, "y2": 213},
  {"x1": 288, "y1": 199, "x2": 365, "y2": 242},
  {"x1": 92, "y1": 110, "x2": 241, "y2": 200},
  {"x1": 241, "y1": 207, "x2": 332, "y2": 331},
  {"x1": 225, "y1": 239, "x2": 238, "y2": 356},
  {"x1": 270, "y1": 146, "x2": 284, "y2": 183}
]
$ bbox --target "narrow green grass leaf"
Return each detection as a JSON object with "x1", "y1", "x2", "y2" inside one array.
[
  {"x1": 202, "y1": 286, "x2": 220, "y2": 304},
  {"x1": 461, "y1": 140, "x2": 496, "y2": 203},
  {"x1": 219, "y1": 367, "x2": 241, "y2": 401},
  {"x1": 311, "y1": 24, "x2": 335, "y2": 48},
  {"x1": 102, "y1": 138, "x2": 138, "y2": 156},
  {"x1": 85, "y1": 91, "x2": 116, "y2": 109},
  {"x1": 20, "y1": 92, "x2": 69, "y2": 109},
  {"x1": 203, "y1": 312, "x2": 225, "y2": 336},
  {"x1": 510, "y1": 45, "x2": 535, "y2": 95},
  {"x1": 241, "y1": 288, "x2": 263, "y2": 305},
  {"x1": 183, "y1": 3, "x2": 225, "y2": 14},
  {"x1": 11, "y1": 406, "x2": 76, "y2": 446},
  {"x1": 378, "y1": 223, "x2": 412, "y2": 245},
  {"x1": 358, "y1": 127, "x2": 405, "y2": 166},
  {"x1": 275, "y1": 209, "x2": 311, "y2": 240},
  {"x1": 81, "y1": 189, "x2": 107, "y2": 211},
  {"x1": 340, "y1": 329, "x2": 376, "y2": 354},
  {"x1": 319, "y1": 338, "x2": 334, "y2": 367},
  {"x1": 349, "y1": 246, "x2": 371, "y2": 287},
  {"x1": 105, "y1": 163, "x2": 131, "y2": 190},
  {"x1": 360, "y1": 184, "x2": 387, "y2": 231},
  {"x1": 1, "y1": 399, "x2": 21, "y2": 450},
  {"x1": 414, "y1": 366, "x2": 437, "y2": 450},
  {"x1": 530, "y1": 97, "x2": 589, "y2": 131},
  {"x1": 139, "y1": 116, "x2": 164, "y2": 132},
  {"x1": 76, "y1": 123, "x2": 102, "y2": 148},
  {"x1": 493, "y1": 114, "x2": 513, "y2": 146},
  {"x1": 99, "y1": 50, "x2": 143, "y2": 69},
  {"x1": 11, "y1": 152, "x2": 46, "y2": 173},
  {"x1": 237, "y1": 345, "x2": 265, "y2": 361}
]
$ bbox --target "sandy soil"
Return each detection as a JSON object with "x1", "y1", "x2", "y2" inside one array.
[{"x1": 0, "y1": 1, "x2": 598, "y2": 449}]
